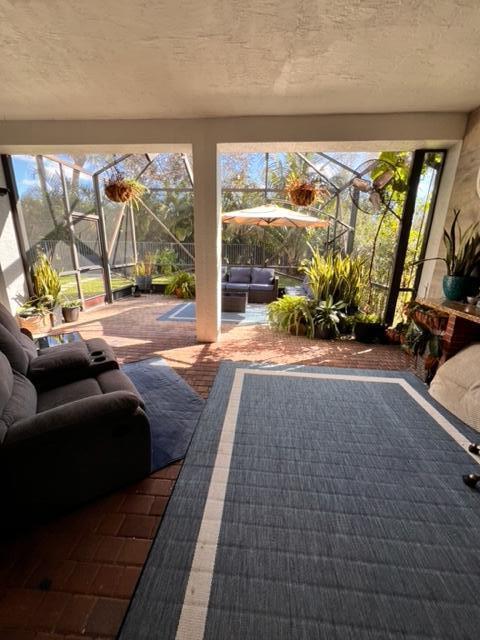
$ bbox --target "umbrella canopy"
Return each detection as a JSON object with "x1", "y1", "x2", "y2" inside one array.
[{"x1": 222, "y1": 204, "x2": 329, "y2": 228}]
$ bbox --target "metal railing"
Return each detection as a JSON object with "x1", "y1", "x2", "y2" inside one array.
[{"x1": 35, "y1": 240, "x2": 305, "y2": 273}]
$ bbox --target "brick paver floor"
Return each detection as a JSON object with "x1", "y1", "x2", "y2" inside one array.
[{"x1": 0, "y1": 295, "x2": 409, "y2": 639}]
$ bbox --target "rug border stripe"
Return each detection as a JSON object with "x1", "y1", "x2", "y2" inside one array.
[{"x1": 175, "y1": 369, "x2": 480, "y2": 640}]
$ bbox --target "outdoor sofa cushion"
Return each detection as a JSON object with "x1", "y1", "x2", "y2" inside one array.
[
  {"x1": 225, "y1": 283, "x2": 250, "y2": 292},
  {"x1": 429, "y1": 343, "x2": 480, "y2": 432},
  {"x1": 251, "y1": 267, "x2": 274, "y2": 285},
  {"x1": 229, "y1": 267, "x2": 251, "y2": 284},
  {"x1": 249, "y1": 283, "x2": 274, "y2": 291}
]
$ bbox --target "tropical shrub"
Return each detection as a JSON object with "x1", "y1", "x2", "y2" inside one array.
[
  {"x1": 166, "y1": 271, "x2": 195, "y2": 298},
  {"x1": 267, "y1": 295, "x2": 315, "y2": 338},
  {"x1": 300, "y1": 247, "x2": 365, "y2": 308},
  {"x1": 155, "y1": 248, "x2": 178, "y2": 276}
]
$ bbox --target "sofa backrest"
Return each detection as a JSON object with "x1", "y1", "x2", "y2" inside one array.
[
  {"x1": 251, "y1": 267, "x2": 274, "y2": 285},
  {"x1": 0, "y1": 302, "x2": 37, "y2": 375},
  {"x1": 0, "y1": 323, "x2": 30, "y2": 375},
  {"x1": 0, "y1": 352, "x2": 37, "y2": 444},
  {"x1": 229, "y1": 267, "x2": 251, "y2": 284}
]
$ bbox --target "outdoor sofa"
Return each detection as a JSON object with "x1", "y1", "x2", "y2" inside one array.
[
  {"x1": 0, "y1": 302, "x2": 151, "y2": 523},
  {"x1": 222, "y1": 266, "x2": 279, "y2": 303}
]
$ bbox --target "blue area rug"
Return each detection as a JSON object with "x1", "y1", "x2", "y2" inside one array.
[
  {"x1": 157, "y1": 301, "x2": 267, "y2": 325},
  {"x1": 122, "y1": 358, "x2": 204, "y2": 472},
  {"x1": 119, "y1": 363, "x2": 480, "y2": 639}
]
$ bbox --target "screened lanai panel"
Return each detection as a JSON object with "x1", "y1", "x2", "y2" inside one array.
[
  {"x1": 142, "y1": 154, "x2": 192, "y2": 189},
  {"x1": 72, "y1": 216, "x2": 102, "y2": 269},
  {"x1": 64, "y1": 169, "x2": 97, "y2": 216},
  {"x1": 10, "y1": 155, "x2": 74, "y2": 273},
  {"x1": 221, "y1": 153, "x2": 268, "y2": 190},
  {"x1": 110, "y1": 207, "x2": 136, "y2": 267}
]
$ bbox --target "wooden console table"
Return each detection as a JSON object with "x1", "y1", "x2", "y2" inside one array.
[{"x1": 416, "y1": 298, "x2": 480, "y2": 362}]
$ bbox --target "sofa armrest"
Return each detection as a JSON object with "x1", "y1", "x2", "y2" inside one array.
[
  {"x1": 5, "y1": 391, "x2": 141, "y2": 447},
  {"x1": 273, "y1": 277, "x2": 279, "y2": 297},
  {"x1": 28, "y1": 344, "x2": 93, "y2": 388}
]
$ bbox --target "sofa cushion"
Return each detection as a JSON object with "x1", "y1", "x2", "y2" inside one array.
[
  {"x1": 0, "y1": 322, "x2": 29, "y2": 375},
  {"x1": 429, "y1": 343, "x2": 480, "y2": 432},
  {"x1": 251, "y1": 267, "x2": 274, "y2": 285},
  {"x1": 249, "y1": 283, "x2": 274, "y2": 291},
  {"x1": 229, "y1": 267, "x2": 251, "y2": 284},
  {"x1": 0, "y1": 302, "x2": 23, "y2": 337},
  {"x1": 37, "y1": 377, "x2": 102, "y2": 413},
  {"x1": 226, "y1": 283, "x2": 249, "y2": 292},
  {"x1": 0, "y1": 353, "x2": 37, "y2": 442},
  {"x1": 0, "y1": 353, "x2": 14, "y2": 443},
  {"x1": 18, "y1": 332, "x2": 38, "y2": 362}
]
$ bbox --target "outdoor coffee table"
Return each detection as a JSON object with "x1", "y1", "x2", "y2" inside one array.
[{"x1": 222, "y1": 292, "x2": 248, "y2": 313}]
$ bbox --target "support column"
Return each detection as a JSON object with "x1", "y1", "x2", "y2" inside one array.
[{"x1": 192, "y1": 139, "x2": 221, "y2": 342}]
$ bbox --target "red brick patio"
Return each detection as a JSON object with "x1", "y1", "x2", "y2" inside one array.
[{"x1": 0, "y1": 295, "x2": 408, "y2": 639}]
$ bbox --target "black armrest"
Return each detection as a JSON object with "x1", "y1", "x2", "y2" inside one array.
[{"x1": 6, "y1": 391, "x2": 141, "y2": 447}]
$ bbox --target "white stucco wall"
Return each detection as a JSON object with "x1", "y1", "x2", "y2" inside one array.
[
  {"x1": 0, "y1": 162, "x2": 28, "y2": 313},
  {"x1": 427, "y1": 107, "x2": 480, "y2": 298}
]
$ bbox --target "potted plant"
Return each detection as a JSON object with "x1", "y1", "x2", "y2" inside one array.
[
  {"x1": 165, "y1": 271, "x2": 196, "y2": 299},
  {"x1": 16, "y1": 298, "x2": 51, "y2": 334},
  {"x1": 31, "y1": 252, "x2": 61, "y2": 323},
  {"x1": 313, "y1": 296, "x2": 346, "y2": 339},
  {"x1": 134, "y1": 254, "x2": 154, "y2": 292},
  {"x1": 104, "y1": 173, "x2": 148, "y2": 208},
  {"x1": 416, "y1": 209, "x2": 480, "y2": 301},
  {"x1": 267, "y1": 295, "x2": 315, "y2": 338},
  {"x1": 354, "y1": 312, "x2": 385, "y2": 343},
  {"x1": 402, "y1": 319, "x2": 443, "y2": 383},
  {"x1": 18, "y1": 253, "x2": 61, "y2": 331},
  {"x1": 61, "y1": 299, "x2": 82, "y2": 323}
]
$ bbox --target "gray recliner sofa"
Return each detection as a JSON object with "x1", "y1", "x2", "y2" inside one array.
[
  {"x1": 0, "y1": 303, "x2": 151, "y2": 524},
  {"x1": 0, "y1": 302, "x2": 119, "y2": 389}
]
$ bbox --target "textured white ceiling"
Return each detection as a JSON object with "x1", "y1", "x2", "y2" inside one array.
[{"x1": 0, "y1": 0, "x2": 479, "y2": 120}]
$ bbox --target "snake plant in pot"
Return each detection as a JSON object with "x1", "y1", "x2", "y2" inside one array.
[{"x1": 417, "y1": 209, "x2": 480, "y2": 301}]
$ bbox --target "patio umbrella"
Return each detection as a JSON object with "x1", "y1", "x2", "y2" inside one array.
[
  {"x1": 222, "y1": 204, "x2": 329, "y2": 268},
  {"x1": 222, "y1": 204, "x2": 329, "y2": 228}
]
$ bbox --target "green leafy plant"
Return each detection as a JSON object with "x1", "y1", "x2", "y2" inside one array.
[
  {"x1": 313, "y1": 296, "x2": 346, "y2": 339},
  {"x1": 300, "y1": 247, "x2": 365, "y2": 308},
  {"x1": 165, "y1": 271, "x2": 196, "y2": 299},
  {"x1": 31, "y1": 253, "x2": 61, "y2": 309},
  {"x1": 267, "y1": 295, "x2": 315, "y2": 338},
  {"x1": 17, "y1": 297, "x2": 50, "y2": 318},
  {"x1": 155, "y1": 248, "x2": 178, "y2": 276},
  {"x1": 354, "y1": 312, "x2": 380, "y2": 324},
  {"x1": 61, "y1": 298, "x2": 82, "y2": 309},
  {"x1": 135, "y1": 254, "x2": 155, "y2": 277},
  {"x1": 416, "y1": 209, "x2": 480, "y2": 276}
]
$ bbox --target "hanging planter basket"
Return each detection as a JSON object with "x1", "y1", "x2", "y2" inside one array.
[
  {"x1": 286, "y1": 180, "x2": 318, "y2": 207},
  {"x1": 285, "y1": 177, "x2": 330, "y2": 208},
  {"x1": 104, "y1": 173, "x2": 147, "y2": 207}
]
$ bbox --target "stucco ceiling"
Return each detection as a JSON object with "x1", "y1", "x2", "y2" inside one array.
[{"x1": 0, "y1": 0, "x2": 479, "y2": 120}]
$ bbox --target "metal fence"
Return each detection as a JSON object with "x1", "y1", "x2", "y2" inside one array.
[{"x1": 35, "y1": 240, "x2": 302, "y2": 273}]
